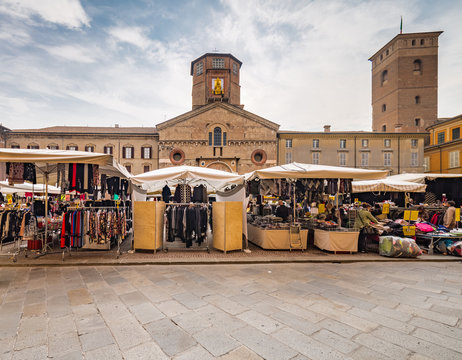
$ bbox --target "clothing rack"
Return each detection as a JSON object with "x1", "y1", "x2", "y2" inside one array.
[
  {"x1": 163, "y1": 202, "x2": 210, "y2": 253},
  {"x1": 61, "y1": 206, "x2": 130, "y2": 260}
]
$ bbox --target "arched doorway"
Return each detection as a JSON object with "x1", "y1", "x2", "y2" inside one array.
[{"x1": 206, "y1": 161, "x2": 232, "y2": 172}]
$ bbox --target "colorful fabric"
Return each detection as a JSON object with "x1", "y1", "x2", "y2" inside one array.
[{"x1": 379, "y1": 236, "x2": 422, "y2": 258}]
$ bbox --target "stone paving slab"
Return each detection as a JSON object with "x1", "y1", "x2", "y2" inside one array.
[{"x1": 0, "y1": 262, "x2": 462, "y2": 359}]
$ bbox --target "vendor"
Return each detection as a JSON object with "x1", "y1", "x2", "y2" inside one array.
[
  {"x1": 275, "y1": 200, "x2": 290, "y2": 222},
  {"x1": 443, "y1": 201, "x2": 457, "y2": 229},
  {"x1": 417, "y1": 205, "x2": 429, "y2": 222},
  {"x1": 354, "y1": 203, "x2": 379, "y2": 252}
]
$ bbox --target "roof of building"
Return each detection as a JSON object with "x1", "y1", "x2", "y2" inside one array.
[
  {"x1": 156, "y1": 102, "x2": 280, "y2": 132},
  {"x1": 426, "y1": 114, "x2": 462, "y2": 131},
  {"x1": 190, "y1": 53, "x2": 242, "y2": 75},
  {"x1": 368, "y1": 31, "x2": 443, "y2": 61},
  {"x1": 11, "y1": 126, "x2": 158, "y2": 135},
  {"x1": 277, "y1": 130, "x2": 427, "y2": 136}
]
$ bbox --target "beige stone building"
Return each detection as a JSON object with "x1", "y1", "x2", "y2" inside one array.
[
  {"x1": 5, "y1": 126, "x2": 158, "y2": 175},
  {"x1": 278, "y1": 126, "x2": 427, "y2": 175},
  {"x1": 369, "y1": 31, "x2": 442, "y2": 133}
]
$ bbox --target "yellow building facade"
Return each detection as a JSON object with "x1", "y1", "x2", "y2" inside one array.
[{"x1": 425, "y1": 114, "x2": 462, "y2": 173}]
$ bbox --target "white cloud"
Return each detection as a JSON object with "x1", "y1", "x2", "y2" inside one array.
[
  {"x1": 108, "y1": 26, "x2": 153, "y2": 50},
  {"x1": 40, "y1": 45, "x2": 97, "y2": 63},
  {"x1": 0, "y1": 0, "x2": 90, "y2": 28}
]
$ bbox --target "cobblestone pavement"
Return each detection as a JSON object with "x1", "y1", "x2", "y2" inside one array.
[{"x1": 1, "y1": 262, "x2": 462, "y2": 360}]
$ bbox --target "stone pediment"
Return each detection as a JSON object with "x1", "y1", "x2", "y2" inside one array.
[{"x1": 156, "y1": 102, "x2": 280, "y2": 132}]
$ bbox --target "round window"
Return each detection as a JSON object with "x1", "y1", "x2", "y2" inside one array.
[
  {"x1": 251, "y1": 149, "x2": 267, "y2": 166},
  {"x1": 169, "y1": 148, "x2": 185, "y2": 165}
]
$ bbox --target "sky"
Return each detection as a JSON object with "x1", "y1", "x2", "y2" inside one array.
[{"x1": 0, "y1": 0, "x2": 461, "y2": 132}]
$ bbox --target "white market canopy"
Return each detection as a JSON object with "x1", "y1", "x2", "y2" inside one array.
[
  {"x1": 245, "y1": 162, "x2": 388, "y2": 181},
  {"x1": 0, "y1": 149, "x2": 132, "y2": 183},
  {"x1": 387, "y1": 173, "x2": 462, "y2": 184},
  {"x1": 0, "y1": 148, "x2": 113, "y2": 166},
  {"x1": 0, "y1": 181, "x2": 61, "y2": 195},
  {"x1": 352, "y1": 178, "x2": 427, "y2": 193},
  {"x1": 131, "y1": 165, "x2": 245, "y2": 192}
]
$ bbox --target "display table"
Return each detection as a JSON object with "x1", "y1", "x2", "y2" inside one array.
[
  {"x1": 248, "y1": 224, "x2": 308, "y2": 250},
  {"x1": 415, "y1": 234, "x2": 462, "y2": 255},
  {"x1": 314, "y1": 229, "x2": 359, "y2": 253}
]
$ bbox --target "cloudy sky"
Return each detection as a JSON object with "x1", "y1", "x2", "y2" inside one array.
[{"x1": 0, "y1": 0, "x2": 461, "y2": 131}]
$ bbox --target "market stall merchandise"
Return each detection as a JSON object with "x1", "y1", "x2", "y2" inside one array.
[
  {"x1": 0, "y1": 149, "x2": 133, "y2": 261},
  {"x1": 245, "y1": 163, "x2": 387, "y2": 251},
  {"x1": 131, "y1": 165, "x2": 246, "y2": 253}
]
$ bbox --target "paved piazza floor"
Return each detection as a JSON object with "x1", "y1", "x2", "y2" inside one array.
[{"x1": 0, "y1": 262, "x2": 462, "y2": 360}]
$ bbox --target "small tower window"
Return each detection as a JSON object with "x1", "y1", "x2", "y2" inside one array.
[
  {"x1": 212, "y1": 58, "x2": 224, "y2": 69},
  {"x1": 232, "y1": 63, "x2": 238, "y2": 75},
  {"x1": 415, "y1": 95, "x2": 421, "y2": 104},
  {"x1": 382, "y1": 104, "x2": 386, "y2": 112},
  {"x1": 386, "y1": 49, "x2": 389, "y2": 56},
  {"x1": 415, "y1": 118, "x2": 421, "y2": 127},
  {"x1": 196, "y1": 62, "x2": 203, "y2": 75},
  {"x1": 420, "y1": 39, "x2": 424, "y2": 45},
  {"x1": 412, "y1": 39, "x2": 416, "y2": 46},
  {"x1": 382, "y1": 125, "x2": 387, "y2": 132},
  {"x1": 413, "y1": 59, "x2": 422, "y2": 74},
  {"x1": 381, "y1": 70, "x2": 388, "y2": 86}
]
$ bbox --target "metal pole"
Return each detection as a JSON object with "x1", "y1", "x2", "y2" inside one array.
[{"x1": 44, "y1": 165, "x2": 49, "y2": 252}]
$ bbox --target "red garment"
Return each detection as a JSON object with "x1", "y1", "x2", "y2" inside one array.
[
  {"x1": 60, "y1": 213, "x2": 66, "y2": 248},
  {"x1": 72, "y1": 163, "x2": 77, "y2": 188}
]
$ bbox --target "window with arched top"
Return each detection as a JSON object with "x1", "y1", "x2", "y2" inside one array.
[
  {"x1": 381, "y1": 70, "x2": 388, "y2": 86},
  {"x1": 208, "y1": 126, "x2": 227, "y2": 147},
  {"x1": 413, "y1": 59, "x2": 422, "y2": 74},
  {"x1": 213, "y1": 127, "x2": 222, "y2": 146}
]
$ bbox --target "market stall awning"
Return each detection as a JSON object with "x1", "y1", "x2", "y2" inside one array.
[
  {"x1": 131, "y1": 165, "x2": 245, "y2": 192},
  {"x1": 352, "y1": 178, "x2": 427, "y2": 193},
  {"x1": 387, "y1": 173, "x2": 462, "y2": 184},
  {"x1": 0, "y1": 181, "x2": 61, "y2": 195},
  {"x1": 0, "y1": 148, "x2": 113, "y2": 166},
  {"x1": 245, "y1": 162, "x2": 388, "y2": 181}
]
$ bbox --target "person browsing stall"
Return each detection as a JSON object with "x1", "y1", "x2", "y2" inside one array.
[
  {"x1": 354, "y1": 203, "x2": 379, "y2": 252},
  {"x1": 443, "y1": 201, "x2": 457, "y2": 229},
  {"x1": 275, "y1": 200, "x2": 290, "y2": 222}
]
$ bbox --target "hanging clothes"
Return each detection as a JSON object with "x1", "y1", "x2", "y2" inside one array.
[
  {"x1": 192, "y1": 185, "x2": 207, "y2": 203},
  {"x1": 68, "y1": 163, "x2": 85, "y2": 192},
  {"x1": 162, "y1": 185, "x2": 171, "y2": 203},
  {"x1": 7, "y1": 162, "x2": 24, "y2": 185}
]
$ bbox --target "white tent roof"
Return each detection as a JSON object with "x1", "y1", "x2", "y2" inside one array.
[
  {"x1": 0, "y1": 181, "x2": 61, "y2": 195},
  {"x1": 0, "y1": 148, "x2": 113, "y2": 166},
  {"x1": 387, "y1": 173, "x2": 462, "y2": 184},
  {"x1": 245, "y1": 162, "x2": 388, "y2": 181},
  {"x1": 352, "y1": 178, "x2": 427, "y2": 193},
  {"x1": 131, "y1": 165, "x2": 244, "y2": 192}
]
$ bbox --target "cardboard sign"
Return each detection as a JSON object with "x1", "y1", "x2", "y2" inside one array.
[
  {"x1": 382, "y1": 203, "x2": 390, "y2": 214},
  {"x1": 354, "y1": 198, "x2": 358, "y2": 203},
  {"x1": 7, "y1": 194, "x2": 12, "y2": 205},
  {"x1": 456, "y1": 208, "x2": 461, "y2": 222},
  {"x1": 60, "y1": 194, "x2": 66, "y2": 201},
  {"x1": 403, "y1": 210, "x2": 411, "y2": 221},
  {"x1": 318, "y1": 204, "x2": 325, "y2": 213},
  {"x1": 403, "y1": 226, "x2": 416, "y2": 236},
  {"x1": 65, "y1": 194, "x2": 71, "y2": 201},
  {"x1": 311, "y1": 207, "x2": 319, "y2": 215},
  {"x1": 410, "y1": 211, "x2": 419, "y2": 221}
]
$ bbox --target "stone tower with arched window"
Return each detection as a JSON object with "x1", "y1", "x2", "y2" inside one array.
[
  {"x1": 190, "y1": 53, "x2": 243, "y2": 110},
  {"x1": 369, "y1": 31, "x2": 442, "y2": 133}
]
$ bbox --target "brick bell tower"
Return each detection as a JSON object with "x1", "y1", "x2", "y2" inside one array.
[
  {"x1": 369, "y1": 31, "x2": 442, "y2": 133},
  {"x1": 190, "y1": 53, "x2": 243, "y2": 110}
]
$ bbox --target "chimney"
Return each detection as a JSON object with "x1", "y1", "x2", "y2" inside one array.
[
  {"x1": 115, "y1": 124, "x2": 119, "y2": 128},
  {"x1": 324, "y1": 125, "x2": 331, "y2": 133}
]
